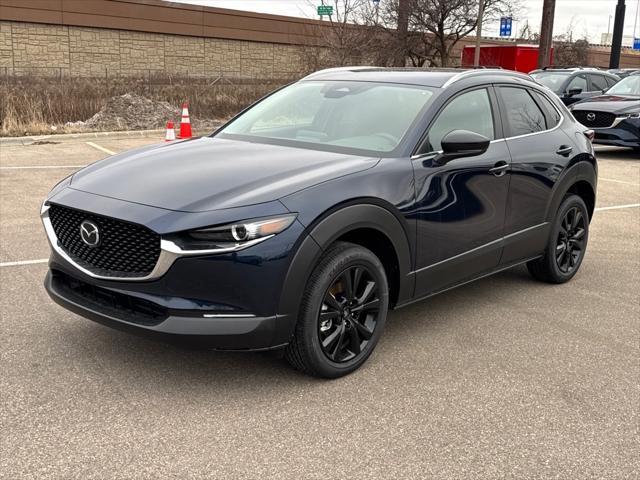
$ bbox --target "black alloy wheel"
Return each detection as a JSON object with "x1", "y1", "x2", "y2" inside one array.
[
  {"x1": 527, "y1": 194, "x2": 589, "y2": 284},
  {"x1": 318, "y1": 265, "x2": 381, "y2": 363},
  {"x1": 555, "y1": 206, "x2": 586, "y2": 274},
  {"x1": 285, "y1": 242, "x2": 389, "y2": 378}
]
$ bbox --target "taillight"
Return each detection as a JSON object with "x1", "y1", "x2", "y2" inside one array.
[{"x1": 584, "y1": 129, "x2": 595, "y2": 142}]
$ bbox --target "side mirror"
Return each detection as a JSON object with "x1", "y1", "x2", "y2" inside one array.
[
  {"x1": 435, "y1": 130, "x2": 490, "y2": 165},
  {"x1": 567, "y1": 87, "x2": 582, "y2": 96}
]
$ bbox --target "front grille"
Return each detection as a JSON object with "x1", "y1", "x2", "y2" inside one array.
[
  {"x1": 51, "y1": 270, "x2": 167, "y2": 325},
  {"x1": 48, "y1": 204, "x2": 161, "y2": 278},
  {"x1": 572, "y1": 110, "x2": 616, "y2": 129}
]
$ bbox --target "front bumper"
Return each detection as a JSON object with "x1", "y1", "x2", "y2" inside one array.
[
  {"x1": 45, "y1": 269, "x2": 285, "y2": 350},
  {"x1": 41, "y1": 188, "x2": 307, "y2": 350},
  {"x1": 592, "y1": 118, "x2": 640, "y2": 148}
]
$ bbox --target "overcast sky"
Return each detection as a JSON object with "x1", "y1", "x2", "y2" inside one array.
[{"x1": 170, "y1": 0, "x2": 640, "y2": 44}]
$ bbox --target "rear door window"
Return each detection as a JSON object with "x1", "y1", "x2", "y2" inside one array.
[
  {"x1": 590, "y1": 74, "x2": 608, "y2": 92},
  {"x1": 498, "y1": 87, "x2": 547, "y2": 137},
  {"x1": 531, "y1": 91, "x2": 561, "y2": 128}
]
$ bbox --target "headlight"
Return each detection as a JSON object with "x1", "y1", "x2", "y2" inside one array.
[
  {"x1": 620, "y1": 112, "x2": 640, "y2": 119},
  {"x1": 167, "y1": 214, "x2": 297, "y2": 251}
]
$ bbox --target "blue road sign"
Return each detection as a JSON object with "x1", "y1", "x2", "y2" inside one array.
[
  {"x1": 500, "y1": 17, "x2": 513, "y2": 37},
  {"x1": 634, "y1": 38, "x2": 640, "y2": 50}
]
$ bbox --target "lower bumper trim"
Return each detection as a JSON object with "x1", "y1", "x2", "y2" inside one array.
[{"x1": 44, "y1": 270, "x2": 281, "y2": 351}]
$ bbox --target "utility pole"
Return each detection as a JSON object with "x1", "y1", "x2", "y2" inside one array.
[
  {"x1": 474, "y1": 0, "x2": 485, "y2": 67},
  {"x1": 394, "y1": 0, "x2": 409, "y2": 67},
  {"x1": 537, "y1": 0, "x2": 556, "y2": 68},
  {"x1": 609, "y1": 0, "x2": 626, "y2": 68}
]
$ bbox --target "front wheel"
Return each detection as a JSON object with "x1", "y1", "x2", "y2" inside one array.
[
  {"x1": 527, "y1": 194, "x2": 589, "y2": 283},
  {"x1": 285, "y1": 242, "x2": 389, "y2": 378}
]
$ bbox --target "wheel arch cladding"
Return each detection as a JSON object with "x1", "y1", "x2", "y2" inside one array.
[
  {"x1": 545, "y1": 160, "x2": 597, "y2": 223},
  {"x1": 275, "y1": 203, "x2": 413, "y2": 346}
]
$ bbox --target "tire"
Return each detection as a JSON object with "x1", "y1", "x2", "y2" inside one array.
[
  {"x1": 285, "y1": 241, "x2": 389, "y2": 378},
  {"x1": 527, "y1": 194, "x2": 589, "y2": 284}
]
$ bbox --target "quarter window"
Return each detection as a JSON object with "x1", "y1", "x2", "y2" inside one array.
[
  {"x1": 499, "y1": 87, "x2": 547, "y2": 136},
  {"x1": 425, "y1": 88, "x2": 494, "y2": 152}
]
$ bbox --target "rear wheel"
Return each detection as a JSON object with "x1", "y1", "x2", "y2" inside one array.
[
  {"x1": 527, "y1": 194, "x2": 589, "y2": 283},
  {"x1": 285, "y1": 242, "x2": 389, "y2": 378}
]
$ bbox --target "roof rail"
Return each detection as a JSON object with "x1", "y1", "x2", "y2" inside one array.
[
  {"x1": 441, "y1": 69, "x2": 532, "y2": 88},
  {"x1": 302, "y1": 66, "x2": 376, "y2": 80},
  {"x1": 541, "y1": 66, "x2": 601, "y2": 70}
]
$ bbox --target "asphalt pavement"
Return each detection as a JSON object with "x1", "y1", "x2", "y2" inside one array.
[{"x1": 0, "y1": 137, "x2": 638, "y2": 479}]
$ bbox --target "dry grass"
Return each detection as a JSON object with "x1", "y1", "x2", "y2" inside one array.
[{"x1": 0, "y1": 75, "x2": 292, "y2": 136}]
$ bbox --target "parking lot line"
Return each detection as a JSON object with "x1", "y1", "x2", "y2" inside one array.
[
  {"x1": 0, "y1": 165, "x2": 85, "y2": 170},
  {"x1": 595, "y1": 203, "x2": 640, "y2": 212},
  {"x1": 0, "y1": 259, "x2": 48, "y2": 267},
  {"x1": 599, "y1": 178, "x2": 640, "y2": 186},
  {"x1": 85, "y1": 141, "x2": 116, "y2": 156}
]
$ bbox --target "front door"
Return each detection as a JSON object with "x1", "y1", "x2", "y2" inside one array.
[{"x1": 412, "y1": 86, "x2": 511, "y2": 298}]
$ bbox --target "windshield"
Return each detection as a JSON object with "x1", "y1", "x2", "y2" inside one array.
[
  {"x1": 530, "y1": 71, "x2": 571, "y2": 92},
  {"x1": 606, "y1": 75, "x2": 640, "y2": 96},
  {"x1": 217, "y1": 81, "x2": 435, "y2": 155}
]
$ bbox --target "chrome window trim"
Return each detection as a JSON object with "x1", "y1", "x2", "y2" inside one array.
[
  {"x1": 41, "y1": 203, "x2": 272, "y2": 282},
  {"x1": 410, "y1": 87, "x2": 565, "y2": 161}
]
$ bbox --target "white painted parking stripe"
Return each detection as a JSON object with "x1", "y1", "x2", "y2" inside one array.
[
  {"x1": 85, "y1": 141, "x2": 116, "y2": 156},
  {"x1": 0, "y1": 165, "x2": 85, "y2": 170},
  {"x1": 595, "y1": 203, "x2": 640, "y2": 212},
  {"x1": 599, "y1": 178, "x2": 640, "y2": 186},
  {"x1": 0, "y1": 259, "x2": 48, "y2": 267}
]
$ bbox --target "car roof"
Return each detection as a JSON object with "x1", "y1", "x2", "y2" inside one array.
[{"x1": 301, "y1": 66, "x2": 532, "y2": 88}]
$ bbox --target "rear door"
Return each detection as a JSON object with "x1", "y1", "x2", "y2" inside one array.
[{"x1": 495, "y1": 85, "x2": 572, "y2": 265}]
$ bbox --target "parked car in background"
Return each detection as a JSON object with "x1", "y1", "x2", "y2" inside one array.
[
  {"x1": 570, "y1": 72, "x2": 640, "y2": 152},
  {"x1": 41, "y1": 68, "x2": 598, "y2": 378},
  {"x1": 607, "y1": 68, "x2": 640, "y2": 79},
  {"x1": 530, "y1": 68, "x2": 620, "y2": 106}
]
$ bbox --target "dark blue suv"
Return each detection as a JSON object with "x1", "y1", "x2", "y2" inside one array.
[{"x1": 42, "y1": 68, "x2": 597, "y2": 378}]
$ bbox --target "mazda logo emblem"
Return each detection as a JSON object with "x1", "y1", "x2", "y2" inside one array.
[
  {"x1": 80, "y1": 220, "x2": 100, "y2": 247},
  {"x1": 586, "y1": 113, "x2": 596, "y2": 122}
]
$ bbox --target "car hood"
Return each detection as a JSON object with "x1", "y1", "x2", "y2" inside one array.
[
  {"x1": 571, "y1": 95, "x2": 640, "y2": 114},
  {"x1": 70, "y1": 137, "x2": 379, "y2": 212}
]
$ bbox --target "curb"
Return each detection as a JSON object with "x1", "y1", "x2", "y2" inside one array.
[{"x1": 0, "y1": 129, "x2": 168, "y2": 146}]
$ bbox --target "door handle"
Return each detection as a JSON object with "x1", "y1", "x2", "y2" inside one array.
[
  {"x1": 556, "y1": 145, "x2": 573, "y2": 157},
  {"x1": 489, "y1": 161, "x2": 509, "y2": 177}
]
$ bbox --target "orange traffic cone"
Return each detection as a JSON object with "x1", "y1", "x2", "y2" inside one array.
[
  {"x1": 178, "y1": 102, "x2": 192, "y2": 139},
  {"x1": 165, "y1": 121, "x2": 176, "y2": 141}
]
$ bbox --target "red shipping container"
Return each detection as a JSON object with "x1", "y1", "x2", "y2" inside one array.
[{"x1": 461, "y1": 44, "x2": 554, "y2": 73}]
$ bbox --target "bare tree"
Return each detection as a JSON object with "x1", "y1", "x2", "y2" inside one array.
[
  {"x1": 408, "y1": 0, "x2": 522, "y2": 67},
  {"x1": 372, "y1": 0, "x2": 521, "y2": 67},
  {"x1": 518, "y1": 20, "x2": 539, "y2": 42},
  {"x1": 300, "y1": 0, "x2": 381, "y2": 69},
  {"x1": 299, "y1": 0, "x2": 523, "y2": 71}
]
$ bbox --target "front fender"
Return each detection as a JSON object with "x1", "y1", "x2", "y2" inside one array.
[{"x1": 273, "y1": 203, "x2": 414, "y2": 346}]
